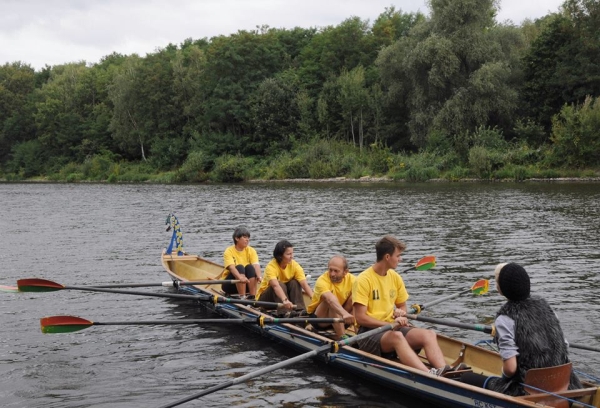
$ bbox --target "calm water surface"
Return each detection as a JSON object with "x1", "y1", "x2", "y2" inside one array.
[{"x1": 1, "y1": 182, "x2": 599, "y2": 407}]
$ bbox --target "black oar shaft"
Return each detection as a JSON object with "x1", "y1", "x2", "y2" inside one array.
[
  {"x1": 406, "y1": 314, "x2": 494, "y2": 334},
  {"x1": 63, "y1": 286, "x2": 285, "y2": 308},
  {"x1": 94, "y1": 280, "x2": 238, "y2": 288},
  {"x1": 91, "y1": 318, "x2": 342, "y2": 326}
]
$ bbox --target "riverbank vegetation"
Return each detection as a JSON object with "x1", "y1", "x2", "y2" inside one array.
[{"x1": 1, "y1": 0, "x2": 599, "y2": 183}]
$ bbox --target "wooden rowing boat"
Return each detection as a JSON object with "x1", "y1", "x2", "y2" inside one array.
[{"x1": 161, "y1": 250, "x2": 600, "y2": 408}]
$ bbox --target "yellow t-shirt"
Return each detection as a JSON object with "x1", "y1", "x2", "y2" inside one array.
[
  {"x1": 223, "y1": 245, "x2": 259, "y2": 278},
  {"x1": 256, "y1": 258, "x2": 306, "y2": 299},
  {"x1": 307, "y1": 271, "x2": 356, "y2": 314},
  {"x1": 352, "y1": 266, "x2": 409, "y2": 323}
]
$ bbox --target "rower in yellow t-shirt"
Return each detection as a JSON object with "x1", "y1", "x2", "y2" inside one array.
[
  {"x1": 306, "y1": 255, "x2": 356, "y2": 340},
  {"x1": 256, "y1": 240, "x2": 313, "y2": 311},
  {"x1": 222, "y1": 226, "x2": 262, "y2": 297},
  {"x1": 353, "y1": 235, "x2": 448, "y2": 376}
]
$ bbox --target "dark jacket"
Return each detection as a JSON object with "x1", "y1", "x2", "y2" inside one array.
[{"x1": 486, "y1": 296, "x2": 582, "y2": 396}]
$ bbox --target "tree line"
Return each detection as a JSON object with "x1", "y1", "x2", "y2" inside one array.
[{"x1": 1, "y1": 0, "x2": 599, "y2": 182}]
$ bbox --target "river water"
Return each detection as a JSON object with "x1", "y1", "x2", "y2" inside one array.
[{"x1": 1, "y1": 182, "x2": 599, "y2": 407}]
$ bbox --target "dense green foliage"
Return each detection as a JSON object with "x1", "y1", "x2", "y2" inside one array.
[{"x1": 1, "y1": 1, "x2": 599, "y2": 182}]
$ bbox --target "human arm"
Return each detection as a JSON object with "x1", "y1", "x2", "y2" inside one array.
[
  {"x1": 353, "y1": 303, "x2": 407, "y2": 328},
  {"x1": 321, "y1": 291, "x2": 354, "y2": 324},
  {"x1": 503, "y1": 356, "x2": 518, "y2": 378},
  {"x1": 248, "y1": 247, "x2": 262, "y2": 281},
  {"x1": 253, "y1": 263, "x2": 262, "y2": 282},
  {"x1": 223, "y1": 247, "x2": 248, "y2": 283},
  {"x1": 495, "y1": 314, "x2": 519, "y2": 378},
  {"x1": 268, "y1": 278, "x2": 294, "y2": 310},
  {"x1": 299, "y1": 279, "x2": 313, "y2": 299},
  {"x1": 226, "y1": 264, "x2": 249, "y2": 283}
]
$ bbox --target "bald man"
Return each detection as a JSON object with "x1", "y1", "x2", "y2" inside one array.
[{"x1": 307, "y1": 255, "x2": 355, "y2": 340}]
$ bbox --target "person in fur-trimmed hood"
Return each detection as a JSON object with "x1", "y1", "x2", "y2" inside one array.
[{"x1": 461, "y1": 262, "x2": 582, "y2": 396}]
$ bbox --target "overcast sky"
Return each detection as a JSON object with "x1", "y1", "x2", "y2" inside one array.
[{"x1": 2, "y1": 0, "x2": 565, "y2": 71}]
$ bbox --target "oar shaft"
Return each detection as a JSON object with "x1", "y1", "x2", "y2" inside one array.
[
  {"x1": 406, "y1": 314, "x2": 494, "y2": 334},
  {"x1": 159, "y1": 323, "x2": 397, "y2": 408},
  {"x1": 94, "y1": 280, "x2": 239, "y2": 288},
  {"x1": 570, "y1": 343, "x2": 600, "y2": 353},
  {"x1": 91, "y1": 318, "x2": 344, "y2": 326},
  {"x1": 62, "y1": 286, "x2": 286, "y2": 308}
]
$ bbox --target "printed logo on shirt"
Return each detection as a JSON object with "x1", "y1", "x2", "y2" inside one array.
[{"x1": 372, "y1": 289, "x2": 380, "y2": 300}]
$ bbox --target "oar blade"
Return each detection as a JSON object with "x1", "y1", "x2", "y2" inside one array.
[
  {"x1": 40, "y1": 316, "x2": 93, "y2": 334},
  {"x1": 470, "y1": 279, "x2": 489, "y2": 295},
  {"x1": 17, "y1": 278, "x2": 65, "y2": 292},
  {"x1": 414, "y1": 256, "x2": 436, "y2": 271}
]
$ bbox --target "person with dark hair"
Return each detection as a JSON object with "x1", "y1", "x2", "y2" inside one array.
[
  {"x1": 306, "y1": 255, "x2": 356, "y2": 340},
  {"x1": 352, "y1": 235, "x2": 449, "y2": 376},
  {"x1": 459, "y1": 262, "x2": 582, "y2": 395},
  {"x1": 222, "y1": 226, "x2": 261, "y2": 298},
  {"x1": 256, "y1": 240, "x2": 313, "y2": 311}
]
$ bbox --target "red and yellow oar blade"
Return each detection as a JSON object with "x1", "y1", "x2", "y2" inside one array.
[
  {"x1": 0, "y1": 285, "x2": 19, "y2": 293},
  {"x1": 470, "y1": 279, "x2": 489, "y2": 295},
  {"x1": 40, "y1": 316, "x2": 93, "y2": 334},
  {"x1": 17, "y1": 278, "x2": 65, "y2": 292},
  {"x1": 415, "y1": 256, "x2": 436, "y2": 271}
]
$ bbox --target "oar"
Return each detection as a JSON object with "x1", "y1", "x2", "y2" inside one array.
[
  {"x1": 405, "y1": 315, "x2": 600, "y2": 353},
  {"x1": 159, "y1": 278, "x2": 480, "y2": 407},
  {"x1": 0, "y1": 285, "x2": 19, "y2": 293},
  {"x1": 40, "y1": 315, "x2": 345, "y2": 334},
  {"x1": 408, "y1": 279, "x2": 489, "y2": 314},
  {"x1": 406, "y1": 314, "x2": 496, "y2": 334},
  {"x1": 569, "y1": 343, "x2": 600, "y2": 353},
  {"x1": 17, "y1": 278, "x2": 290, "y2": 309},
  {"x1": 403, "y1": 255, "x2": 436, "y2": 272},
  {"x1": 158, "y1": 322, "x2": 399, "y2": 408},
  {"x1": 84, "y1": 280, "x2": 239, "y2": 289}
]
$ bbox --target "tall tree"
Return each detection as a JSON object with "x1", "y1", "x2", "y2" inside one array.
[
  {"x1": 521, "y1": 0, "x2": 600, "y2": 134},
  {"x1": 377, "y1": 0, "x2": 523, "y2": 147},
  {"x1": 0, "y1": 62, "x2": 37, "y2": 164}
]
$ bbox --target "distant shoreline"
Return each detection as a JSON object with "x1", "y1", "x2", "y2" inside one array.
[{"x1": 3, "y1": 175, "x2": 600, "y2": 184}]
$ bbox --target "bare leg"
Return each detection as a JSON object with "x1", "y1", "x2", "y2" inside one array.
[
  {"x1": 405, "y1": 328, "x2": 446, "y2": 368},
  {"x1": 380, "y1": 331, "x2": 430, "y2": 372},
  {"x1": 247, "y1": 277, "x2": 257, "y2": 296},
  {"x1": 315, "y1": 301, "x2": 345, "y2": 340}
]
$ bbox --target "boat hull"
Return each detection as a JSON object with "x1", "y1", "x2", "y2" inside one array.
[{"x1": 161, "y1": 251, "x2": 600, "y2": 408}]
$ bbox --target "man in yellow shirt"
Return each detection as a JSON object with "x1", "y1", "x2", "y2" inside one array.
[
  {"x1": 353, "y1": 235, "x2": 448, "y2": 376},
  {"x1": 222, "y1": 226, "x2": 262, "y2": 298},
  {"x1": 307, "y1": 255, "x2": 356, "y2": 340}
]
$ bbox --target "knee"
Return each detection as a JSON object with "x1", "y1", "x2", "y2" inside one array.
[
  {"x1": 236, "y1": 265, "x2": 246, "y2": 276},
  {"x1": 244, "y1": 265, "x2": 256, "y2": 278},
  {"x1": 391, "y1": 331, "x2": 407, "y2": 343},
  {"x1": 422, "y1": 328, "x2": 438, "y2": 343}
]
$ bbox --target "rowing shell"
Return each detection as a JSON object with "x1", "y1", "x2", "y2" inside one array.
[{"x1": 161, "y1": 250, "x2": 600, "y2": 408}]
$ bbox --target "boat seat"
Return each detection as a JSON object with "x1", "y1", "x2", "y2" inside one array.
[{"x1": 522, "y1": 362, "x2": 572, "y2": 408}]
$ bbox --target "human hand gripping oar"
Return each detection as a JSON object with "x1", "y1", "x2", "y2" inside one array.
[
  {"x1": 404, "y1": 315, "x2": 600, "y2": 353},
  {"x1": 157, "y1": 322, "x2": 400, "y2": 408},
  {"x1": 39, "y1": 315, "x2": 346, "y2": 333},
  {"x1": 17, "y1": 278, "x2": 291, "y2": 309}
]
